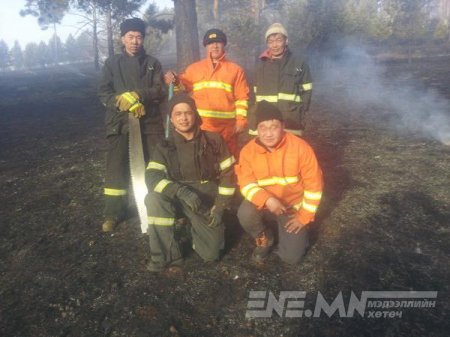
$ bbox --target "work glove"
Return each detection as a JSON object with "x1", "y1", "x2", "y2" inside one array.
[
  {"x1": 207, "y1": 205, "x2": 224, "y2": 228},
  {"x1": 176, "y1": 186, "x2": 202, "y2": 212},
  {"x1": 115, "y1": 91, "x2": 139, "y2": 110},
  {"x1": 129, "y1": 101, "x2": 146, "y2": 118},
  {"x1": 115, "y1": 91, "x2": 146, "y2": 118}
]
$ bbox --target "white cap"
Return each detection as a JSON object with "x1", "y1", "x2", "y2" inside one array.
[{"x1": 265, "y1": 23, "x2": 288, "y2": 40}]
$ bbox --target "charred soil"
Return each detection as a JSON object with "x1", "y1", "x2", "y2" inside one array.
[{"x1": 0, "y1": 60, "x2": 449, "y2": 337}]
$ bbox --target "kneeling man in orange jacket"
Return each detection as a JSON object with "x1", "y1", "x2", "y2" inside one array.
[{"x1": 235, "y1": 100, "x2": 323, "y2": 264}]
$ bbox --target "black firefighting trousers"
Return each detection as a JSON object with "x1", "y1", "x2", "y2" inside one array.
[{"x1": 104, "y1": 132, "x2": 163, "y2": 221}]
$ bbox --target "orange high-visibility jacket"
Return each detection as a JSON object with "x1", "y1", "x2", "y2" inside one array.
[
  {"x1": 236, "y1": 132, "x2": 323, "y2": 225},
  {"x1": 179, "y1": 53, "x2": 249, "y2": 129}
]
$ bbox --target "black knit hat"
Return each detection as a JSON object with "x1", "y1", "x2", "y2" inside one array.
[
  {"x1": 255, "y1": 100, "x2": 283, "y2": 126},
  {"x1": 168, "y1": 93, "x2": 202, "y2": 126},
  {"x1": 120, "y1": 18, "x2": 146, "y2": 37},
  {"x1": 203, "y1": 28, "x2": 227, "y2": 46},
  {"x1": 168, "y1": 93, "x2": 197, "y2": 115}
]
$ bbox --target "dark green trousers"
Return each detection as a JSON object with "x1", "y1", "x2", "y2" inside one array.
[
  {"x1": 146, "y1": 181, "x2": 224, "y2": 264},
  {"x1": 237, "y1": 200, "x2": 309, "y2": 265}
]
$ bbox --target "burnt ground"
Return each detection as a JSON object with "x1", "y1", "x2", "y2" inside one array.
[{"x1": 0, "y1": 59, "x2": 449, "y2": 337}]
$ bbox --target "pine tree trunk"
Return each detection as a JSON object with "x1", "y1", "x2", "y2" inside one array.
[
  {"x1": 253, "y1": 0, "x2": 260, "y2": 25},
  {"x1": 53, "y1": 23, "x2": 58, "y2": 65},
  {"x1": 174, "y1": 0, "x2": 200, "y2": 71},
  {"x1": 106, "y1": 8, "x2": 114, "y2": 58},
  {"x1": 213, "y1": 0, "x2": 219, "y2": 26},
  {"x1": 92, "y1": 3, "x2": 99, "y2": 70}
]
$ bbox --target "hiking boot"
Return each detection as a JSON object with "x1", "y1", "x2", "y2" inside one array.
[
  {"x1": 251, "y1": 229, "x2": 274, "y2": 262},
  {"x1": 102, "y1": 219, "x2": 118, "y2": 232}
]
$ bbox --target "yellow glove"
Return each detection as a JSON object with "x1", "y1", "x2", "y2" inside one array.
[
  {"x1": 129, "y1": 101, "x2": 146, "y2": 118},
  {"x1": 115, "y1": 91, "x2": 140, "y2": 112}
]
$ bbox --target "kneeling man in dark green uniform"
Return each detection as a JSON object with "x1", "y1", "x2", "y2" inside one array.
[{"x1": 145, "y1": 93, "x2": 236, "y2": 272}]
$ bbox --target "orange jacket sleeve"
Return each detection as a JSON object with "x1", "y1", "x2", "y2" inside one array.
[
  {"x1": 234, "y1": 67, "x2": 250, "y2": 128},
  {"x1": 178, "y1": 66, "x2": 194, "y2": 93},
  {"x1": 296, "y1": 141, "x2": 323, "y2": 225},
  {"x1": 235, "y1": 143, "x2": 272, "y2": 209}
]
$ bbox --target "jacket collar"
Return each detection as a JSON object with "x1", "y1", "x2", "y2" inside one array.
[
  {"x1": 169, "y1": 123, "x2": 203, "y2": 144},
  {"x1": 206, "y1": 51, "x2": 227, "y2": 69},
  {"x1": 254, "y1": 132, "x2": 288, "y2": 153},
  {"x1": 121, "y1": 47, "x2": 146, "y2": 58},
  {"x1": 259, "y1": 47, "x2": 290, "y2": 61}
]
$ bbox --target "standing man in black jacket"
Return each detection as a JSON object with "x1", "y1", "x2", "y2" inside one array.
[
  {"x1": 98, "y1": 18, "x2": 167, "y2": 232},
  {"x1": 145, "y1": 93, "x2": 236, "y2": 272},
  {"x1": 249, "y1": 23, "x2": 313, "y2": 137}
]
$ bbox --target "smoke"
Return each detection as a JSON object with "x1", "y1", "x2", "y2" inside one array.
[{"x1": 313, "y1": 43, "x2": 450, "y2": 145}]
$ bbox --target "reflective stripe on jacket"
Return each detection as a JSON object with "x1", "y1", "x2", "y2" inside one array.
[
  {"x1": 235, "y1": 132, "x2": 323, "y2": 225},
  {"x1": 98, "y1": 49, "x2": 167, "y2": 136},
  {"x1": 250, "y1": 49, "x2": 312, "y2": 134},
  {"x1": 179, "y1": 53, "x2": 249, "y2": 129},
  {"x1": 146, "y1": 129, "x2": 236, "y2": 209}
]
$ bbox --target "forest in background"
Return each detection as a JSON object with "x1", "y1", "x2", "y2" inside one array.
[{"x1": 1, "y1": 0, "x2": 450, "y2": 71}]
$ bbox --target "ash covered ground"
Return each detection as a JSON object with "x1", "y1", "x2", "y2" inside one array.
[{"x1": 0, "y1": 59, "x2": 449, "y2": 337}]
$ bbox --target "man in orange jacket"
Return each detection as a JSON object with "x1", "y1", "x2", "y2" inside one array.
[
  {"x1": 164, "y1": 29, "x2": 249, "y2": 157},
  {"x1": 235, "y1": 100, "x2": 323, "y2": 264}
]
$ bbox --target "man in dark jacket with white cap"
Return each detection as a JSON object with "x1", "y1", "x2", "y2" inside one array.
[
  {"x1": 145, "y1": 93, "x2": 236, "y2": 272},
  {"x1": 98, "y1": 18, "x2": 167, "y2": 232},
  {"x1": 249, "y1": 23, "x2": 313, "y2": 137}
]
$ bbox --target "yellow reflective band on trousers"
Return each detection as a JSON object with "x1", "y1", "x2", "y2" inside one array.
[
  {"x1": 193, "y1": 81, "x2": 233, "y2": 93},
  {"x1": 104, "y1": 188, "x2": 127, "y2": 196},
  {"x1": 147, "y1": 161, "x2": 167, "y2": 173},
  {"x1": 304, "y1": 190, "x2": 322, "y2": 201},
  {"x1": 148, "y1": 216, "x2": 175, "y2": 226},
  {"x1": 302, "y1": 82, "x2": 313, "y2": 91},
  {"x1": 197, "y1": 109, "x2": 236, "y2": 119},
  {"x1": 218, "y1": 186, "x2": 236, "y2": 196},
  {"x1": 256, "y1": 93, "x2": 302, "y2": 103},
  {"x1": 257, "y1": 176, "x2": 298, "y2": 187},
  {"x1": 235, "y1": 100, "x2": 248, "y2": 108},
  {"x1": 154, "y1": 179, "x2": 171, "y2": 193},
  {"x1": 220, "y1": 156, "x2": 236, "y2": 171}
]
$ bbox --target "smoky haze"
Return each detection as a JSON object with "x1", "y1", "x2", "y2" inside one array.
[{"x1": 312, "y1": 43, "x2": 450, "y2": 145}]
